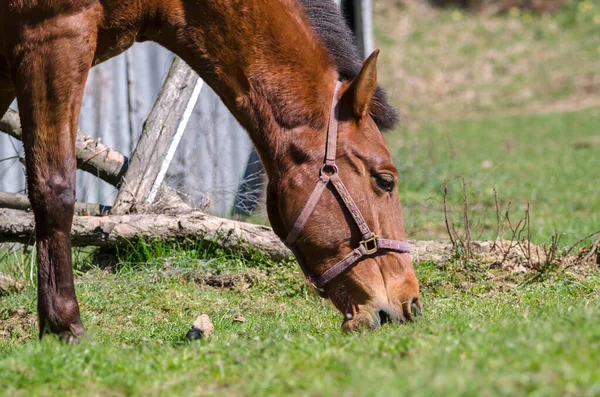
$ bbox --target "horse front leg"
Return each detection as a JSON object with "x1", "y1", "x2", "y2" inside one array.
[{"x1": 8, "y1": 17, "x2": 97, "y2": 342}]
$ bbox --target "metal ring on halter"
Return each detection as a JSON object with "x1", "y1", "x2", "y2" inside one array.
[{"x1": 320, "y1": 164, "x2": 339, "y2": 176}]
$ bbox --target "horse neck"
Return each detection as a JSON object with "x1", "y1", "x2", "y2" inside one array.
[{"x1": 146, "y1": 0, "x2": 339, "y2": 178}]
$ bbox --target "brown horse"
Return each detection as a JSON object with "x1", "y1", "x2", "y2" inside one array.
[{"x1": 0, "y1": 0, "x2": 420, "y2": 341}]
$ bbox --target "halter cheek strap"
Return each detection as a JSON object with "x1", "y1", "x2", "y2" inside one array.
[{"x1": 284, "y1": 80, "x2": 411, "y2": 293}]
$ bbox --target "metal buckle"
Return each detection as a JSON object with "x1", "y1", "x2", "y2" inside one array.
[
  {"x1": 360, "y1": 235, "x2": 379, "y2": 255},
  {"x1": 320, "y1": 163, "x2": 339, "y2": 176}
]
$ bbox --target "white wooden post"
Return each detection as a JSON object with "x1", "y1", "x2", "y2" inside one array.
[
  {"x1": 146, "y1": 78, "x2": 204, "y2": 205},
  {"x1": 354, "y1": 0, "x2": 374, "y2": 58}
]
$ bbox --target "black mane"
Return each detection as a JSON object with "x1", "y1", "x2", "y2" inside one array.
[{"x1": 299, "y1": 0, "x2": 399, "y2": 131}]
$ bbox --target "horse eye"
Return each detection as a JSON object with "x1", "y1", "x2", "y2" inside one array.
[{"x1": 376, "y1": 174, "x2": 395, "y2": 192}]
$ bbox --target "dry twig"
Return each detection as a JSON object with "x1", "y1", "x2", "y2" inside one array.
[{"x1": 443, "y1": 179, "x2": 456, "y2": 247}]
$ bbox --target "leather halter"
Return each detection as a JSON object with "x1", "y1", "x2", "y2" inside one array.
[{"x1": 284, "y1": 80, "x2": 412, "y2": 295}]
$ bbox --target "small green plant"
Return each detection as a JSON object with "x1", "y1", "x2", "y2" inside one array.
[
  {"x1": 0, "y1": 243, "x2": 36, "y2": 288},
  {"x1": 111, "y1": 235, "x2": 277, "y2": 273}
]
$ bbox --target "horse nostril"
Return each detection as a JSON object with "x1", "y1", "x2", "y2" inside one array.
[
  {"x1": 411, "y1": 297, "x2": 422, "y2": 320},
  {"x1": 402, "y1": 296, "x2": 422, "y2": 322},
  {"x1": 378, "y1": 310, "x2": 391, "y2": 325}
]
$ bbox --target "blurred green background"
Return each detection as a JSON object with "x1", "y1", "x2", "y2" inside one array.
[{"x1": 375, "y1": 0, "x2": 600, "y2": 247}]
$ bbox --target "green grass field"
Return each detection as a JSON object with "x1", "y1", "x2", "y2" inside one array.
[
  {"x1": 1, "y1": 1, "x2": 600, "y2": 396},
  {"x1": 1, "y1": 251, "x2": 600, "y2": 396}
]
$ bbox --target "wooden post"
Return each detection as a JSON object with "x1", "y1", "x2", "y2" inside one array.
[
  {"x1": 355, "y1": 0, "x2": 374, "y2": 58},
  {"x1": 111, "y1": 57, "x2": 204, "y2": 214},
  {"x1": 341, "y1": 0, "x2": 373, "y2": 58}
]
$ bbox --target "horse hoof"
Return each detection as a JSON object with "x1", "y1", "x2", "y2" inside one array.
[
  {"x1": 57, "y1": 330, "x2": 85, "y2": 344},
  {"x1": 41, "y1": 322, "x2": 86, "y2": 343}
]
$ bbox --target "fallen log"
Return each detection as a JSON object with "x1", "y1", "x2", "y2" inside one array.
[
  {"x1": 0, "y1": 188, "x2": 194, "y2": 215},
  {"x1": 0, "y1": 206, "x2": 458, "y2": 263},
  {"x1": 4, "y1": 208, "x2": 585, "y2": 269},
  {"x1": 0, "y1": 208, "x2": 293, "y2": 262},
  {"x1": 0, "y1": 188, "x2": 203, "y2": 216},
  {"x1": 0, "y1": 192, "x2": 31, "y2": 212}
]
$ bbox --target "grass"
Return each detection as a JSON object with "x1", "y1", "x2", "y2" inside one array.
[{"x1": 1, "y1": 254, "x2": 600, "y2": 396}]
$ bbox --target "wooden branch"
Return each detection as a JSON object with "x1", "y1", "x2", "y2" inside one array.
[
  {"x1": 112, "y1": 58, "x2": 202, "y2": 214},
  {"x1": 0, "y1": 109, "x2": 210, "y2": 212},
  {"x1": 0, "y1": 208, "x2": 293, "y2": 262},
  {"x1": 582, "y1": 235, "x2": 600, "y2": 265},
  {"x1": 0, "y1": 192, "x2": 30, "y2": 211},
  {"x1": 0, "y1": 109, "x2": 127, "y2": 186},
  {"x1": 0, "y1": 188, "x2": 203, "y2": 216},
  {"x1": 0, "y1": 192, "x2": 111, "y2": 215}
]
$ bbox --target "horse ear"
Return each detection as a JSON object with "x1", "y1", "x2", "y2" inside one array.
[{"x1": 344, "y1": 49, "x2": 379, "y2": 118}]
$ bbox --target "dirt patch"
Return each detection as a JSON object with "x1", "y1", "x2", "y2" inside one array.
[
  {"x1": 194, "y1": 271, "x2": 265, "y2": 291},
  {"x1": 411, "y1": 240, "x2": 455, "y2": 263},
  {"x1": 0, "y1": 273, "x2": 25, "y2": 296},
  {"x1": 477, "y1": 239, "x2": 599, "y2": 275},
  {"x1": 161, "y1": 268, "x2": 267, "y2": 292},
  {"x1": 472, "y1": 240, "x2": 550, "y2": 272},
  {"x1": 0, "y1": 306, "x2": 35, "y2": 341},
  {"x1": 415, "y1": 238, "x2": 598, "y2": 290},
  {"x1": 416, "y1": 239, "x2": 598, "y2": 295}
]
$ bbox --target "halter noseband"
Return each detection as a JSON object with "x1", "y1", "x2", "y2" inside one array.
[{"x1": 284, "y1": 80, "x2": 412, "y2": 295}]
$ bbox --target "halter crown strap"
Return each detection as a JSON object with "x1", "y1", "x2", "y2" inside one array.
[
  {"x1": 324, "y1": 82, "x2": 341, "y2": 167},
  {"x1": 285, "y1": 80, "x2": 411, "y2": 292}
]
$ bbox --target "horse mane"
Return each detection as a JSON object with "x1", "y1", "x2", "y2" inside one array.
[{"x1": 298, "y1": 0, "x2": 399, "y2": 131}]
